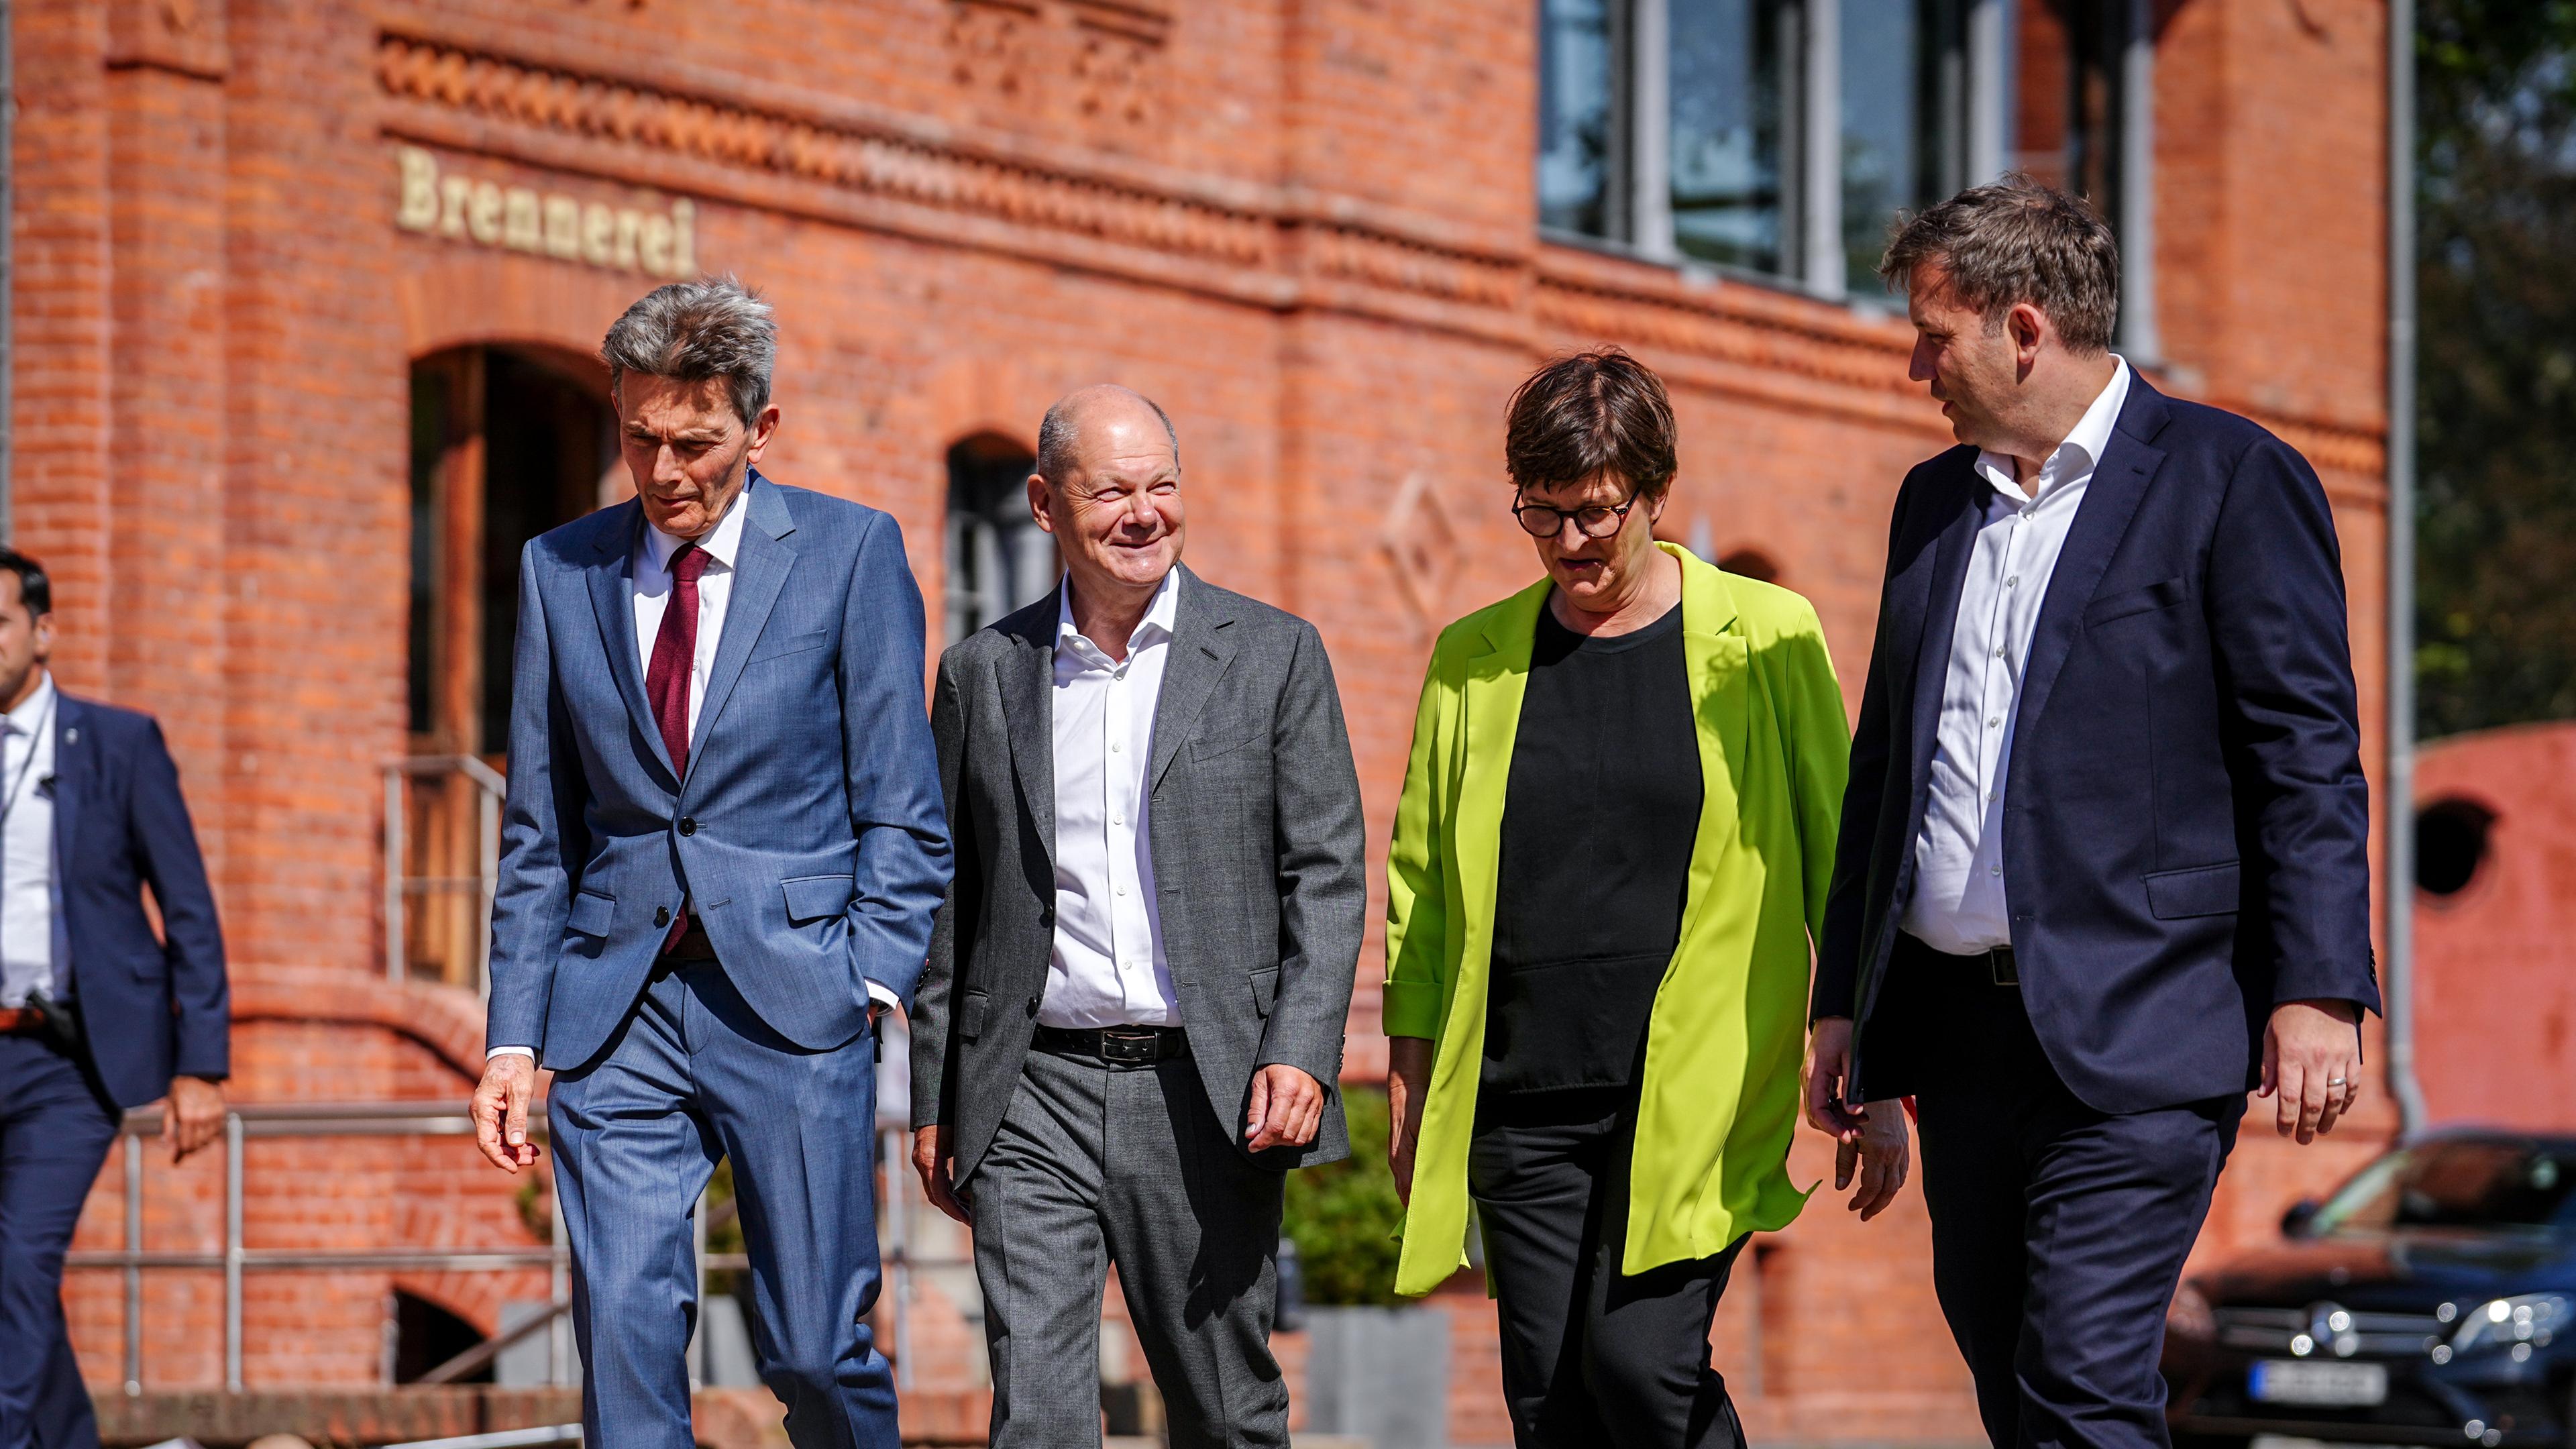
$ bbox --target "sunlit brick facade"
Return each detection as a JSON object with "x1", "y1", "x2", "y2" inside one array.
[{"x1": 13, "y1": 0, "x2": 2392, "y2": 1440}]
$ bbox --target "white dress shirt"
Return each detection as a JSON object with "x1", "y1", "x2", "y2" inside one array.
[
  {"x1": 1040, "y1": 569, "x2": 1181, "y2": 1028},
  {"x1": 633, "y1": 494, "x2": 748, "y2": 739},
  {"x1": 0, "y1": 673, "x2": 56, "y2": 1008},
  {"x1": 1901, "y1": 358, "x2": 2132, "y2": 955},
  {"x1": 490, "y1": 488, "x2": 890, "y2": 1065}
]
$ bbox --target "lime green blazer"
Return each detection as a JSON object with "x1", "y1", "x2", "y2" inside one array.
[{"x1": 1382, "y1": 543, "x2": 1851, "y2": 1295}]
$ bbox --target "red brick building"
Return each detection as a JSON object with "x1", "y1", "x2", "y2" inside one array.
[{"x1": 11, "y1": 0, "x2": 2395, "y2": 1441}]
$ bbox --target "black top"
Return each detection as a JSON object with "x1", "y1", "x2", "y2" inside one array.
[{"x1": 1482, "y1": 599, "x2": 1701, "y2": 1104}]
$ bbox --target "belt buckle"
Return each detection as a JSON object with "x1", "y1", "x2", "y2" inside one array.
[
  {"x1": 1989, "y1": 948, "x2": 2019, "y2": 987},
  {"x1": 1097, "y1": 1029, "x2": 1157, "y2": 1065}
]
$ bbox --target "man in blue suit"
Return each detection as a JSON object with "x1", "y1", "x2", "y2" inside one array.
[
  {"x1": 471, "y1": 278, "x2": 951, "y2": 1449},
  {"x1": 1807, "y1": 180, "x2": 2379, "y2": 1448},
  {"x1": 0, "y1": 548, "x2": 228, "y2": 1449}
]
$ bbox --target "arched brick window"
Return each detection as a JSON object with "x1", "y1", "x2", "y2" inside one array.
[{"x1": 945, "y1": 433, "x2": 1057, "y2": 647}]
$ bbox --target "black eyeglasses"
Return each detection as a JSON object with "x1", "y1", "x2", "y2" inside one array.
[{"x1": 1512, "y1": 493, "x2": 1640, "y2": 541}]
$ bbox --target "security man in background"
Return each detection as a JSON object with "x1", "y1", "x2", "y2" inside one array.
[{"x1": 0, "y1": 549, "x2": 229, "y2": 1449}]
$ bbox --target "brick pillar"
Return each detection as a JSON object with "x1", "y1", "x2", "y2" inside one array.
[{"x1": 103, "y1": 0, "x2": 231, "y2": 844}]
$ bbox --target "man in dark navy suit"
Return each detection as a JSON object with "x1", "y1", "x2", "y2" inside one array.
[
  {"x1": 0, "y1": 549, "x2": 228, "y2": 1449},
  {"x1": 1806, "y1": 180, "x2": 2378, "y2": 1448}
]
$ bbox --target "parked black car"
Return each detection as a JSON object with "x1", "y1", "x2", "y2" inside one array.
[{"x1": 2165, "y1": 1130, "x2": 2576, "y2": 1448}]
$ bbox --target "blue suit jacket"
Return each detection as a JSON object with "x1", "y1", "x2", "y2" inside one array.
[
  {"x1": 1815, "y1": 376, "x2": 2380, "y2": 1114},
  {"x1": 52, "y1": 693, "x2": 229, "y2": 1108},
  {"x1": 486, "y1": 472, "x2": 953, "y2": 1069}
]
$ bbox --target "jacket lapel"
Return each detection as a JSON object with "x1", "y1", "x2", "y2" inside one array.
[
  {"x1": 1671, "y1": 546, "x2": 1748, "y2": 951},
  {"x1": 47, "y1": 693, "x2": 86, "y2": 977},
  {"x1": 1455, "y1": 579, "x2": 1547, "y2": 947},
  {"x1": 999, "y1": 605, "x2": 1057, "y2": 863},
  {"x1": 584, "y1": 500, "x2": 678, "y2": 784},
  {"x1": 2009, "y1": 378, "x2": 2171, "y2": 765},
  {"x1": 688, "y1": 474, "x2": 797, "y2": 767},
  {"x1": 1905, "y1": 464, "x2": 1984, "y2": 800},
  {"x1": 1147, "y1": 567, "x2": 1236, "y2": 794}
]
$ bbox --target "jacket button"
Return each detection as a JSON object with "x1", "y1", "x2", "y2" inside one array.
[
  {"x1": 1025, "y1": 996, "x2": 1041, "y2": 1017},
  {"x1": 1039, "y1": 907, "x2": 1055, "y2": 927},
  {"x1": 678, "y1": 816, "x2": 697, "y2": 837},
  {"x1": 653, "y1": 906, "x2": 671, "y2": 928}
]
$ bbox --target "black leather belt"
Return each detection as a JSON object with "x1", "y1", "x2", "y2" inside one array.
[
  {"x1": 1964, "y1": 945, "x2": 2018, "y2": 986},
  {"x1": 1032, "y1": 1024, "x2": 1191, "y2": 1066}
]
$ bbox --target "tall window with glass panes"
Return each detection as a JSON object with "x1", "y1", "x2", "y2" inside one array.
[{"x1": 1540, "y1": 0, "x2": 2156, "y2": 350}]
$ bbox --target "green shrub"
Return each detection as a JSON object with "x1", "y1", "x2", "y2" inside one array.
[{"x1": 1283, "y1": 1086, "x2": 1407, "y2": 1307}]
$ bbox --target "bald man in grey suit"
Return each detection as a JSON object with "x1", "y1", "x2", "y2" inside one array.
[{"x1": 909, "y1": 386, "x2": 1365, "y2": 1448}]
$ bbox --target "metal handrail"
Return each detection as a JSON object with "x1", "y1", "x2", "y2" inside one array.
[
  {"x1": 385, "y1": 755, "x2": 507, "y2": 991},
  {"x1": 66, "y1": 1102, "x2": 952, "y2": 1395}
]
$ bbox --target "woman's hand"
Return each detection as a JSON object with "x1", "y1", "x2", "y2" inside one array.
[
  {"x1": 1836, "y1": 1099, "x2": 1912, "y2": 1222},
  {"x1": 1387, "y1": 1036, "x2": 1435, "y2": 1207}
]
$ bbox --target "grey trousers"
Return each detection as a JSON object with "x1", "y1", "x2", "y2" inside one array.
[{"x1": 968, "y1": 1045, "x2": 1289, "y2": 1449}]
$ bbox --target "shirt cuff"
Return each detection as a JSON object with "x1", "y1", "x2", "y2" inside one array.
[
  {"x1": 486, "y1": 1046, "x2": 537, "y2": 1061},
  {"x1": 866, "y1": 981, "x2": 902, "y2": 1013}
]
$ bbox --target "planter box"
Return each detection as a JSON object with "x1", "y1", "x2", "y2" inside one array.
[{"x1": 1299, "y1": 1305, "x2": 1450, "y2": 1449}]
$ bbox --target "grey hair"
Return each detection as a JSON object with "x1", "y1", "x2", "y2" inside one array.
[
  {"x1": 1879, "y1": 176, "x2": 2121, "y2": 354},
  {"x1": 600, "y1": 276, "x2": 777, "y2": 426},
  {"x1": 1036, "y1": 386, "x2": 1179, "y2": 486}
]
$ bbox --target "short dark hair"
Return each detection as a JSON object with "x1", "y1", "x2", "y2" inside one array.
[
  {"x1": 1878, "y1": 176, "x2": 2121, "y2": 354},
  {"x1": 0, "y1": 550, "x2": 50, "y2": 618},
  {"x1": 1503, "y1": 347, "x2": 1678, "y2": 500}
]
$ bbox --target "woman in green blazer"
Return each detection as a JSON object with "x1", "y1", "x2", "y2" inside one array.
[{"x1": 1383, "y1": 350, "x2": 1910, "y2": 1448}]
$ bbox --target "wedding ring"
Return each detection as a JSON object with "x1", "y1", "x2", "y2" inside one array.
[{"x1": 2327, "y1": 1077, "x2": 2347, "y2": 1086}]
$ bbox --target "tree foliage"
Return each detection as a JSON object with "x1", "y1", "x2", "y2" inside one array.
[{"x1": 2418, "y1": 0, "x2": 2576, "y2": 737}]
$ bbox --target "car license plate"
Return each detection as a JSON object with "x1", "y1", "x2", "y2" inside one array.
[{"x1": 2249, "y1": 1359, "x2": 2389, "y2": 1407}]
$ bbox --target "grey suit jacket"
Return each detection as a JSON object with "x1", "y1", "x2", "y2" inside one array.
[{"x1": 911, "y1": 565, "x2": 1366, "y2": 1177}]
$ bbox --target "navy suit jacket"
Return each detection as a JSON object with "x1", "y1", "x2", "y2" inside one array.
[
  {"x1": 485, "y1": 471, "x2": 953, "y2": 1069},
  {"x1": 53, "y1": 692, "x2": 229, "y2": 1108},
  {"x1": 1815, "y1": 376, "x2": 2379, "y2": 1114}
]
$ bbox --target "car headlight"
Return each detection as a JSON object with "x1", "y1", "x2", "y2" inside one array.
[{"x1": 2451, "y1": 1295, "x2": 2571, "y2": 1354}]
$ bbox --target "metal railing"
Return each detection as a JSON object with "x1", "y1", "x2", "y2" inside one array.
[
  {"x1": 384, "y1": 756, "x2": 506, "y2": 993},
  {"x1": 67, "y1": 1102, "x2": 951, "y2": 1394}
]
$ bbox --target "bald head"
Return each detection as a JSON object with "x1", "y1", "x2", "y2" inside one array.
[{"x1": 1036, "y1": 384, "x2": 1179, "y2": 488}]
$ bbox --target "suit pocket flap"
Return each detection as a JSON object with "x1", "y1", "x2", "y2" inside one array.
[
  {"x1": 567, "y1": 890, "x2": 614, "y2": 938},
  {"x1": 959, "y1": 990, "x2": 989, "y2": 1043},
  {"x1": 2082, "y1": 576, "x2": 2191, "y2": 628},
  {"x1": 782, "y1": 874, "x2": 855, "y2": 925},
  {"x1": 2145, "y1": 862, "x2": 2241, "y2": 919},
  {"x1": 747, "y1": 627, "x2": 830, "y2": 663},
  {"x1": 1249, "y1": 966, "x2": 1281, "y2": 1018}
]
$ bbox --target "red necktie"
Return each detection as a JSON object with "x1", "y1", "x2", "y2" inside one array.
[{"x1": 645, "y1": 542, "x2": 708, "y2": 950}]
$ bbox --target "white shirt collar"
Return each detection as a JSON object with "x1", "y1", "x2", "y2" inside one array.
[
  {"x1": 643, "y1": 476, "x2": 753, "y2": 573},
  {"x1": 1057, "y1": 567, "x2": 1181, "y2": 657},
  {"x1": 1977, "y1": 357, "x2": 2132, "y2": 504},
  {"x1": 4, "y1": 674, "x2": 54, "y2": 738}
]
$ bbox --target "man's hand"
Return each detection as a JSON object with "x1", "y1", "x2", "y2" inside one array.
[
  {"x1": 912, "y1": 1124, "x2": 971, "y2": 1224},
  {"x1": 2262, "y1": 998, "x2": 2363, "y2": 1143},
  {"x1": 1246, "y1": 1065, "x2": 1325, "y2": 1152},
  {"x1": 472, "y1": 1055, "x2": 543, "y2": 1173},
  {"x1": 1835, "y1": 1101, "x2": 1912, "y2": 1220},
  {"x1": 165, "y1": 1076, "x2": 226, "y2": 1164},
  {"x1": 1807, "y1": 1017, "x2": 1911, "y2": 1219},
  {"x1": 1387, "y1": 1036, "x2": 1433, "y2": 1207},
  {"x1": 1803, "y1": 1017, "x2": 1867, "y2": 1138}
]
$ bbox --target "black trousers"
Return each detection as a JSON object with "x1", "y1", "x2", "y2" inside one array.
[
  {"x1": 1903, "y1": 938, "x2": 2244, "y2": 1449},
  {"x1": 0, "y1": 1032, "x2": 120, "y2": 1449},
  {"x1": 1468, "y1": 1092, "x2": 1748, "y2": 1449}
]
